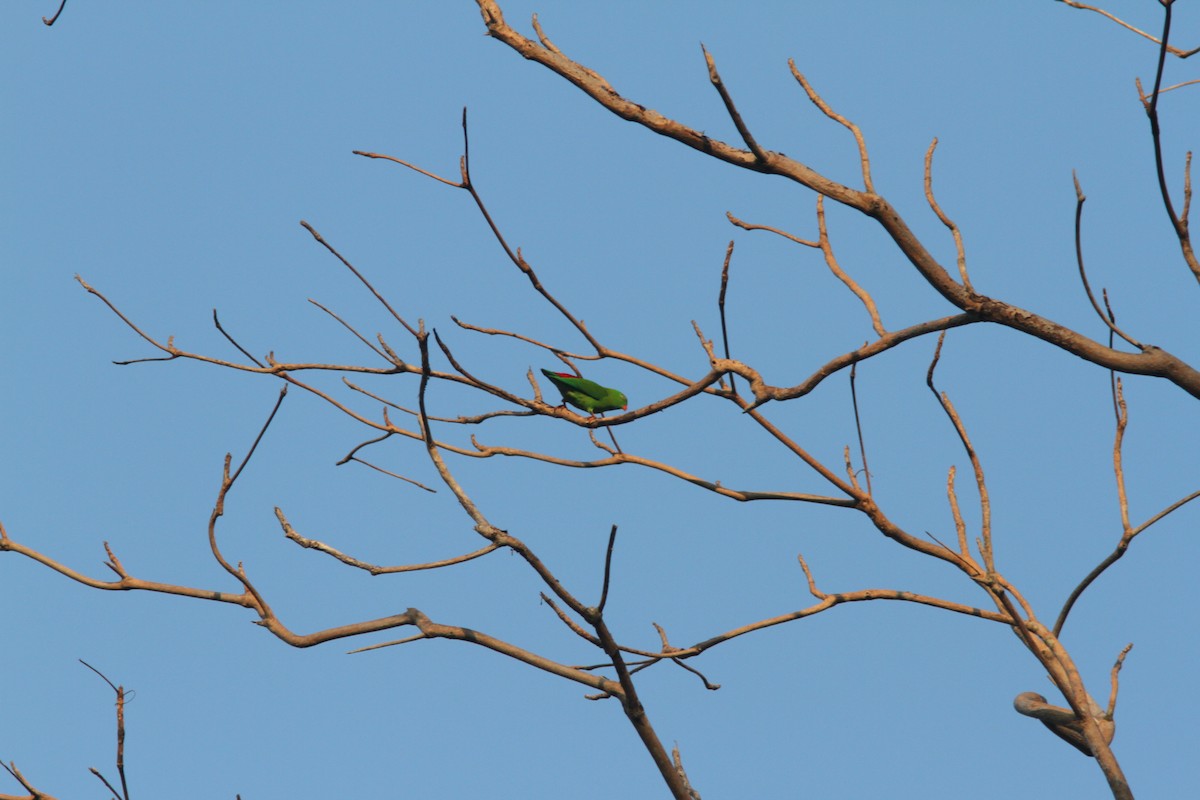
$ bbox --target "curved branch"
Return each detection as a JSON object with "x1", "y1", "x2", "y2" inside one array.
[
  {"x1": 815, "y1": 196, "x2": 886, "y2": 334},
  {"x1": 41, "y1": 0, "x2": 67, "y2": 26},
  {"x1": 276, "y1": 508, "x2": 500, "y2": 574},
  {"x1": 1058, "y1": 0, "x2": 1199, "y2": 58},
  {"x1": 1054, "y1": 486, "x2": 1200, "y2": 636},
  {"x1": 1136, "y1": 4, "x2": 1200, "y2": 286},
  {"x1": 769, "y1": 314, "x2": 980, "y2": 405},
  {"x1": 683, "y1": 580, "x2": 1011, "y2": 658},
  {"x1": 924, "y1": 138, "x2": 973, "y2": 292},
  {"x1": 1071, "y1": 173, "x2": 1143, "y2": 347}
]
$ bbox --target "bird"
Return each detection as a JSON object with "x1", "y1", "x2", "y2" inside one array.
[{"x1": 540, "y1": 369, "x2": 628, "y2": 417}]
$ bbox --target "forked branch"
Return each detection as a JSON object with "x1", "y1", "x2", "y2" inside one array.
[{"x1": 475, "y1": 0, "x2": 1200, "y2": 399}]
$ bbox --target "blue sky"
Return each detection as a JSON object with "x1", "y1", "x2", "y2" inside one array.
[{"x1": 3, "y1": 2, "x2": 1199, "y2": 797}]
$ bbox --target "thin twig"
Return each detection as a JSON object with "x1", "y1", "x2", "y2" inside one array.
[
  {"x1": 212, "y1": 309, "x2": 266, "y2": 367},
  {"x1": 345, "y1": 457, "x2": 437, "y2": 492},
  {"x1": 788, "y1": 60, "x2": 873, "y2": 192},
  {"x1": 308, "y1": 299, "x2": 391, "y2": 363},
  {"x1": 230, "y1": 386, "x2": 287, "y2": 485},
  {"x1": 452, "y1": 315, "x2": 594, "y2": 356},
  {"x1": 42, "y1": 0, "x2": 67, "y2": 26},
  {"x1": 1112, "y1": 377, "x2": 1131, "y2": 533},
  {"x1": 702, "y1": 45, "x2": 767, "y2": 161},
  {"x1": 726, "y1": 211, "x2": 818, "y2": 247},
  {"x1": 597, "y1": 525, "x2": 618, "y2": 613},
  {"x1": 926, "y1": 334, "x2": 993, "y2": 572},
  {"x1": 1158, "y1": 77, "x2": 1200, "y2": 94},
  {"x1": 924, "y1": 138, "x2": 973, "y2": 292},
  {"x1": 79, "y1": 661, "x2": 129, "y2": 800},
  {"x1": 1071, "y1": 173, "x2": 1142, "y2": 347},
  {"x1": 1054, "y1": 486, "x2": 1200, "y2": 636},
  {"x1": 300, "y1": 221, "x2": 419, "y2": 336},
  {"x1": 1138, "y1": 4, "x2": 1200, "y2": 284},
  {"x1": 476, "y1": 1, "x2": 1200, "y2": 402},
  {"x1": 946, "y1": 466, "x2": 970, "y2": 559},
  {"x1": 816, "y1": 195, "x2": 885, "y2": 335},
  {"x1": 278, "y1": 507, "x2": 503, "y2": 574},
  {"x1": 1058, "y1": 0, "x2": 1199, "y2": 58},
  {"x1": 353, "y1": 150, "x2": 462, "y2": 187},
  {"x1": 717, "y1": 240, "x2": 736, "y2": 396},
  {"x1": 849, "y1": 361, "x2": 872, "y2": 497},
  {"x1": 1106, "y1": 643, "x2": 1134, "y2": 719}
]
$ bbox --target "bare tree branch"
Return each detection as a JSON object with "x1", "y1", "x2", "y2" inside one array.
[
  {"x1": 41, "y1": 0, "x2": 67, "y2": 26},
  {"x1": 1136, "y1": 4, "x2": 1200, "y2": 284},
  {"x1": 924, "y1": 138, "x2": 973, "y2": 292},
  {"x1": 1071, "y1": 174, "x2": 1143, "y2": 347},
  {"x1": 927, "y1": 334, "x2": 994, "y2": 572},
  {"x1": 1057, "y1": 0, "x2": 1199, "y2": 58},
  {"x1": 474, "y1": 0, "x2": 1200, "y2": 399}
]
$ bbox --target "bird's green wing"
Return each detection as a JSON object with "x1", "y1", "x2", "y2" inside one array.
[
  {"x1": 592, "y1": 387, "x2": 628, "y2": 413},
  {"x1": 541, "y1": 369, "x2": 602, "y2": 399},
  {"x1": 541, "y1": 369, "x2": 628, "y2": 412}
]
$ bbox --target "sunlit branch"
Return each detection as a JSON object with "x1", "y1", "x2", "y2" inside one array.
[
  {"x1": 702, "y1": 45, "x2": 767, "y2": 161},
  {"x1": 205, "y1": 388, "x2": 290, "y2": 622},
  {"x1": 946, "y1": 466, "x2": 972, "y2": 560},
  {"x1": 1013, "y1": 692, "x2": 1105, "y2": 757},
  {"x1": 728, "y1": 201, "x2": 885, "y2": 337},
  {"x1": 726, "y1": 211, "x2": 818, "y2": 247},
  {"x1": 842, "y1": 445, "x2": 860, "y2": 492},
  {"x1": 360, "y1": 109, "x2": 607, "y2": 354},
  {"x1": 450, "y1": 317, "x2": 717, "y2": 405},
  {"x1": 747, "y1": 314, "x2": 978, "y2": 409},
  {"x1": 277, "y1": 508, "x2": 501, "y2": 574},
  {"x1": 676, "y1": 555, "x2": 1009, "y2": 657},
  {"x1": 451, "y1": 315, "x2": 595, "y2": 357},
  {"x1": 926, "y1": 334, "x2": 993, "y2": 572},
  {"x1": 1058, "y1": 0, "x2": 1199, "y2": 58},
  {"x1": 1112, "y1": 377, "x2": 1131, "y2": 534},
  {"x1": 1158, "y1": 77, "x2": 1200, "y2": 94},
  {"x1": 541, "y1": 592, "x2": 603, "y2": 647},
  {"x1": 455, "y1": 435, "x2": 858, "y2": 506},
  {"x1": 433, "y1": 329, "x2": 567, "y2": 417},
  {"x1": 924, "y1": 138, "x2": 973, "y2": 292},
  {"x1": 0, "y1": 522, "x2": 252, "y2": 606},
  {"x1": 816, "y1": 196, "x2": 885, "y2": 335},
  {"x1": 81, "y1": 275, "x2": 410, "y2": 377},
  {"x1": 343, "y1": 457, "x2": 438, "y2": 492},
  {"x1": 0, "y1": 759, "x2": 57, "y2": 800},
  {"x1": 1106, "y1": 644, "x2": 1133, "y2": 719},
  {"x1": 353, "y1": 149, "x2": 462, "y2": 187},
  {"x1": 342, "y1": 379, "x2": 535, "y2": 425},
  {"x1": 474, "y1": 0, "x2": 1200, "y2": 399},
  {"x1": 788, "y1": 60, "x2": 873, "y2": 192},
  {"x1": 1009, "y1": 612, "x2": 1122, "y2": 773}
]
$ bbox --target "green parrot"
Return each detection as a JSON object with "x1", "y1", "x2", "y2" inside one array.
[{"x1": 540, "y1": 369, "x2": 628, "y2": 417}]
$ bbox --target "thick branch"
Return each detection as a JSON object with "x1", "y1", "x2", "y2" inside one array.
[{"x1": 475, "y1": 0, "x2": 1200, "y2": 399}]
